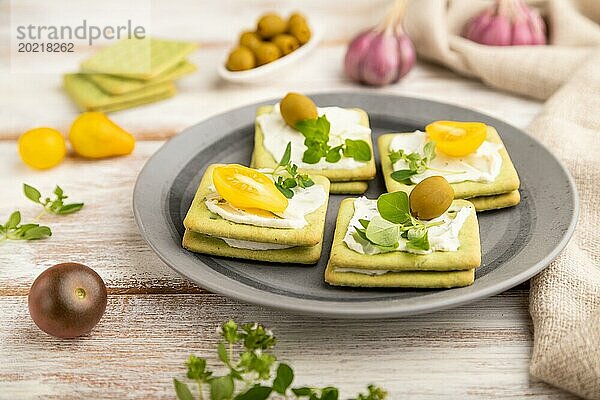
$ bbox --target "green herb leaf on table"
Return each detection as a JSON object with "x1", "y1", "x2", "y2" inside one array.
[
  {"x1": 23, "y1": 183, "x2": 84, "y2": 217},
  {"x1": 295, "y1": 115, "x2": 372, "y2": 164},
  {"x1": 173, "y1": 320, "x2": 386, "y2": 400},
  {"x1": 0, "y1": 211, "x2": 52, "y2": 242},
  {"x1": 271, "y1": 142, "x2": 314, "y2": 199}
]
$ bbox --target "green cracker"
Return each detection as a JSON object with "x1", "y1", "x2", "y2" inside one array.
[
  {"x1": 324, "y1": 266, "x2": 475, "y2": 288},
  {"x1": 325, "y1": 198, "x2": 480, "y2": 288},
  {"x1": 182, "y1": 230, "x2": 322, "y2": 264},
  {"x1": 64, "y1": 73, "x2": 176, "y2": 112},
  {"x1": 330, "y1": 181, "x2": 369, "y2": 194},
  {"x1": 86, "y1": 61, "x2": 197, "y2": 95},
  {"x1": 378, "y1": 128, "x2": 520, "y2": 211},
  {"x1": 252, "y1": 105, "x2": 377, "y2": 183},
  {"x1": 468, "y1": 190, "x2": 520, "y2": 211},
  {"x1": 183, "y1": 164, "x2": 330, "y2": 247},
  {"x1": 80, "y1": 38, "x2": 197, "y2": 80},
  {"x1": 327, "y1": 198, "x2": 481, "y2": 272}
]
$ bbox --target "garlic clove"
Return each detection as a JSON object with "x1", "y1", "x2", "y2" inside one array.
[
  {"x1": 360, "y1": 31, "x2": 400, "y2": 86},
  {"x1": 511, "y1": 18, "x2": 533, "y2": 45},
  {"x1": 477, "y1": 14, "x2": 512, "y2": 46},
  {"x1": 344, "y1": 30, "x2": 377, "y2": 81},
  {"x1": 395, "y1": 34, "x2": 416, "y2": 82}
]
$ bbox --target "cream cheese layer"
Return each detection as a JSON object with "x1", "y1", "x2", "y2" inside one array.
[
  {"x1": 257, "y1": 104, "x2": 372, "y2": 170},
  {"x1": 343, "y1": 197, "x2": 472, "y2": 255},
  {"x1": 389, "y1": 131, "x2": 502, "y2": 184}
]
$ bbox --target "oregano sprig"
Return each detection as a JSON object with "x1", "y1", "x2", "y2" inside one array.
[
  {"x1": 270, "y1": 142, "x2": 314, "y2": 199},
  {"x1": 173, "y1": 320, "x2": 386, "y2": 400},
  {"x1": 295, "y1": 116, "x2": 372, "y2": 165},
  {"x1": 0, "y1": 211, "x2": 51, "y2": 242},
  {"x1": 389, "y1": 141, "x2": 466, "y2": 184},
  {"x1": 23, "y1": 183, "x2": 84, "y2": 218}
]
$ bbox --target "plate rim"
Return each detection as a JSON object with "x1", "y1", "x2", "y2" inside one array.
[{"x1": 133, "y1": 92, "x2": 579, "y2": 318}]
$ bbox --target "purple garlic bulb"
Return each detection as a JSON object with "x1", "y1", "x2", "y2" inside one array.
[
  {"x1": 344, "y1": 4, "x2": 416, "y2": 86},
  {"x1": 464, "y1": 0, "x2": 547, "y2": 46}
]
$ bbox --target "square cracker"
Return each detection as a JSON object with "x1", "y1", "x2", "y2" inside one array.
[
  {"x1": 378, "y1": 127, "x2": 520, "y2": 210},
  {"x1": 63, "y1": 74, "x2": 176, "y2": 112},
  {"x1": 80, "y1": 38, "x2": 197, "y2": 80},
  {"x1": 324, "y1": 266, "x2": 475, "y2": 288},
  {"x1": 468, "y1": 190, "x2": 520, "y2": 212},
  {"x1": 183, "y1": 164, "x2": 330, "y2": 247},
  {"x1": 327, "y1": 198, "x2": 481, "y2": 272},
  {"x1": 330, "y1": 181, "x2": 369, "y2": 194},
  {"x1": 86, "y1": 61, "x2": 197, "y2": 95},
  {"x1": 251, "y1": 105, "x2": 376, "y2": 182},
  {"x1": 182, "y1": 230, "x2": 322, "y2": 264}
]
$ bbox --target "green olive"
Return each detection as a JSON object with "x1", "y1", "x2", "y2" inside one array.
[
  {"x1": 239, "y1": 31, "x2": 262, "y2": 51},
  {"x1": 272, "y1": 34, "x2": 300, "y2": 55},
  {"x1": 254, "y1": 42, "x2": 281, "y2": 66},
  {"x1": 409, "y1": 176, "x2": 455, "y2": 220},
  {"x1": 256, "y1": 13, "x2": 287, "y2": 39},
  {"x1": 288, "y1": 13, "x2": 311, "y2": 44},
  {"x1": 280, "y1": 92, "x2": 318, "y2": 128},
  {"x1": 226, "y1": 46, "x2": 256, "y2": 71}
]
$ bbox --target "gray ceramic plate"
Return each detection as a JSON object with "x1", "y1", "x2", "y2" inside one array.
[{"x1": 133, "y1": 93, "x2": 578, "y2": 318}]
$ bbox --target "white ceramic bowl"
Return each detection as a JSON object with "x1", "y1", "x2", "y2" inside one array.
[{"x1": 218, "y1": 30, "x2": 321, "y2": 84}]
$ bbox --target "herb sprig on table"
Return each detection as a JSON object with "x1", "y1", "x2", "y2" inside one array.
[
  {"x1": 295, "y1": 116, "x2": 372, "y2": 164},
  {"x1": 173, "y1": 320, "x2": 387, "y2": 400},
  {"x1": 24, "y1": 183, "x2": 84, "y2": 218},
  {"x1": 353, "y1": 192, "x2": 443, "y2": 252},
  {"x1": 270, "y1": 142, "x2": 314, "y2": 199},
  {"x1": 0, "y1": 211, "x2": 51, "y2": 242}
]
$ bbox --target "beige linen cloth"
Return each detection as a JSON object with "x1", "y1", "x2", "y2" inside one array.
[{"x1": 404, "y1": 0, "x2": 600, "y2": 398}]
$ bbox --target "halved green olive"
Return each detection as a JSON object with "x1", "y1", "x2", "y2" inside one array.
[
  {"x1": 280, "y1": 92, "x2": 318, "y2": 128},
  {"x1": 409, "y1": 176, "x2": 454, "y2": 220}
]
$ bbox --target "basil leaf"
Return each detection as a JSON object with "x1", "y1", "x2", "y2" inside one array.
[
  {"x1": 272, "y1": 363, "x2": 294, "y2": 394},
  {"x1": 173, "y1": 379, "x2": 194, "y2": 400},
  {"x1": 377, "y1": 192, "x2": 411, "y2": 225},
  {"x1": 217, "y1": 342, "x2": 229, "y2": 365},
  {"x1": 344, "y1": 139, "x2": 372, "y2": 161},
  {"x1": 292, "y1": 387, "x2": 312, "y2": 396},
  {"x1": 57, "y1": 203, "x2": 84, "y2": 215},
  {"x1": 358, "y1": 219, "x2": 370, "y2": 229},
  {"x1": 5, "y1": 211, "x2": 21, "y2": 229},
  {"x1": 390, "y1": 169, "x2": 417, "y2": 184},
  {"x1": 407, "y1": 226, "x2": 430, "y2": 251},
  {"x1": 23, "y1": 184, "x2": 42, "y2": 204},
  {"x1": 234, "y1": 385, "x2": 272, "y2": 400},
  {"x1": 276, "y1": 184, "x2": 294, "y2": 199},
  {"x1": 321, "y1": 387, "x2": 340, "y2": 400},
  {"x1": 365, "y1": 215, "x2": 401, "y2": 247},
  {"x1": 325, "y1": 146, "x2": 342, "y2": 163},
  {"x1": 210, "y1": 375, "x2": 234, "y2": 400}
]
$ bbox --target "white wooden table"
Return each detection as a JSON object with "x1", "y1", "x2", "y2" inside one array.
[{"x1": 0, "y1": 1, "x2": 576, "y2": 398}]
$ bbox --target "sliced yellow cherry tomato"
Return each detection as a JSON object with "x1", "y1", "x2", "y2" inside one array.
[
  {"x1": 212, "y1": 164, "x2": 288, "y2": 213},
  {"x1": 425, "y1": 121, "x2": 487, "y2": 157}
]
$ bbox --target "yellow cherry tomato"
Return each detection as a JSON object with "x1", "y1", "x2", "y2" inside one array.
[
  {"x1": 425, "y1": 121, "x2": 487, "y2": 157},
  {"x1": 69, "y1": 112, "x2": 135, "y2": 159},
  {"x1": 18, "y1": 127, "x2": 67, "y2": 169},
  {"x1": 212, "y1": 164, "x2": 288, "y2": 213}
]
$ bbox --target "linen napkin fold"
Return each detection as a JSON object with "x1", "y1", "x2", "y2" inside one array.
[{"x1": 403, "y1": 0, "x2": 600, "y2": 397}]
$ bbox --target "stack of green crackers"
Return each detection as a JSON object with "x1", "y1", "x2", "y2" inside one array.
[{"x1": 64, "y1": 38, "x2": 198, "y2": 112}]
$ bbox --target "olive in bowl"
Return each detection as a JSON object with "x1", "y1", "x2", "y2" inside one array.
[{"x1": 28, "y1": 262, "x2": 107, "y2": 338}]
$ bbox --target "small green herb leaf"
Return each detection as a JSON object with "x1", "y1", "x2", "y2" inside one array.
[
  {"x1": 423, "y1": 141, "x2": 436, "y2": 162},
  {"x1": 272, "y1": 142, "x2": 314, "y2": 199},
  {"x1": 377, "y1": 192, "x2": 412, "y2": 225},
  {"x1": 5, "y1": 211, "x2": 21, "y2": 229},
  {"x1": 344, "y1": 139, "x2": 372, "y2": 161},
  {"x1": 186, "y1": 355, "x2": 212, "y2": 381},
  {"x1": 358, "y1": 219, "x2": 370, "y2": 229},
  {"x1": 321, "y1": 387, "x2": 340, "y2": 400},
  {"x1": 272, "y1": 363, "x2": 294, "y2": 394},
  {"x1": 325, "y1": 145, "x2": 342, "y2": 163},
  {"x1": 406, "y1": 226, "x2": 430, "y2": 251},
  {"x1": 210, "y1": 375, "x2": 234, "y2": 400},
  {"x1": 173, "y1": 379, "x2": 194, "y2": 400},
  {"x1": 23, "y1": 184, "x2": 42, "y2": 204},
  {"x1": 365, "y1": 215, "x2": 401, "y2": 247},
  {"x1": 57, "y1": 203, "x2": 84, "y2": 215},
  {"x1": 234, "y1": 385, "x2": 272, "y2": 400},
  {"x1": 390, "y1": 169, "x2": 417, "y2": 184},
  {"x1": 22, "y1": 226, "x2": 52, "y2": 240},
  {"x1": 279, "y1": 142, "x2": 291, "y2": 167}
]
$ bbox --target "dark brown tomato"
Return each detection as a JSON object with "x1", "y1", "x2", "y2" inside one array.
[{"x1": 28, "y1": 262, "x2": 107, "y2": 338}]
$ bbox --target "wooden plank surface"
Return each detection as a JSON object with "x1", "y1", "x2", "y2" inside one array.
[{"x1": 0, "y1": 0, "x2": 575, "y2": 398}]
